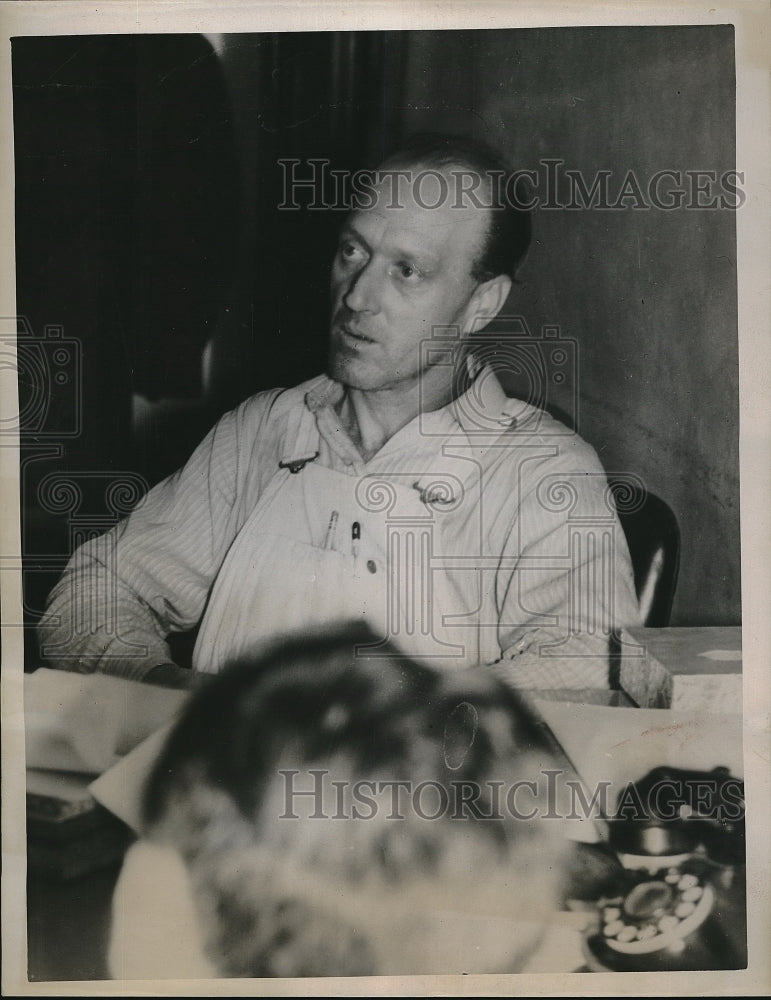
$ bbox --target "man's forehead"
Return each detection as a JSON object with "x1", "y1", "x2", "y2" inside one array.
[
  {"x1": 366, "y1": 168, "x2": 488, "y2": 215},
  {"x1": 344, "y1": 174, "x2": 488, "y2": 255}
]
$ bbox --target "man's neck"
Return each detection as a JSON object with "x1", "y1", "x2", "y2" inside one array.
[{"x1": 338, "y1": 375, "x2": 456, "y2": 463}]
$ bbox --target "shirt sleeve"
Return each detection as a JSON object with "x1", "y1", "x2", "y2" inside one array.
[
  {"x1": 492, "y1": 439, "x2": 642, "y2": 689},
  {"x1": 37, "y1": 391, "x2": 282, "y2": 681}
]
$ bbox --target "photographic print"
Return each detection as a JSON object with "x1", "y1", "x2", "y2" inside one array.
[{"x1": 1, "y1": 1, "x2": 768, "y2": 995}]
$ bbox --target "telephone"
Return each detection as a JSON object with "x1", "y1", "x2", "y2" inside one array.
[{"x1": 578, "y1": 765, "x2": 746, "y2": 972}]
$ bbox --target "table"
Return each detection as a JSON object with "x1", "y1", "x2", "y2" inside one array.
[{"x1": 24, "y1": 629, "x2": 746, "y2": 982}]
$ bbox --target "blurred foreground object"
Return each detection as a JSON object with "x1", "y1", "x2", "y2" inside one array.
[{"x1": 108, "y1": 624, "x2": 573, "y2": 978}]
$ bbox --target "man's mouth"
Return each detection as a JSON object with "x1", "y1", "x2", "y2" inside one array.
[{"x1": 338, "y1": 321, "x2": 375, "y2": 345}]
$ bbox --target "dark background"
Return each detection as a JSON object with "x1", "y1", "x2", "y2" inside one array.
[{"x1": 12, "y1": 26, "x2": 740, "y2": 666}]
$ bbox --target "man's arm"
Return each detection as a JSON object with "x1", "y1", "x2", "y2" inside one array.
[
  {"x1": 37, "y1": 392, "x2": 281, "y2": 682},
  {"x1": 143, "y1": 662, "x2": 200, "y2": 689},
  {"x1": 492, "y1": 445, "x2": 642, "y2": 690}
]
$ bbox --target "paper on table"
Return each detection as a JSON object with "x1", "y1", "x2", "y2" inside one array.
[
  {"x1": 89, "y1": 724, "x2": 174, "y2": 833},
  {"x1": 25, "y1": 668, "x2": 188, "y2": 775},
  {"x1": 700, "y1": 649, "x2": 742, "y2": 661},
  {"x1": 533, "y1": 700, "x2": 744, "y2": 802},
  {"x1": 521, "y1": 912, "x2": 592, "y2": 974}
]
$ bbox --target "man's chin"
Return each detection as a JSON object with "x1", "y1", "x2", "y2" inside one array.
[
  {"x1": 327, "y1": 368, "x2": 376, "y2": 392},
  {"x1": 326, "y1": 351, "x2": 374, "y2": 390}
]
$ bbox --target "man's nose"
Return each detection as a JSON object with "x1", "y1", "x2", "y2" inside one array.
[{"x1": 342, "y1": 260, "x2": 381, "y2": 313}]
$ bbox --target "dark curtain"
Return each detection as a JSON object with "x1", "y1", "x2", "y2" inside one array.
[{"x1": 13, "y1": 30, "x2": 407, "y2": 666}]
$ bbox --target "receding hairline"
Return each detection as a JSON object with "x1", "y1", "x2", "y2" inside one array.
[
  {"x1": 372, "y1": 135, "x2": 531, "y2": 282},
  {"x1": 355, "y1": 157, "x2": 500, "y2": 282}
]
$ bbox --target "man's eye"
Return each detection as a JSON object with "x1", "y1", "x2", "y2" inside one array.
[
  {"x1": 395, "y1": 262, "x2": 420, "y2": 281},
  {"x1": 339, "y1": 242, "x2": 362, "y2": 262}
]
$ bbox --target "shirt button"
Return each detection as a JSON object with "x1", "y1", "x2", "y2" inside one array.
[{"x1": 366, "y1": 560, "x2": 377, "y2": 574}]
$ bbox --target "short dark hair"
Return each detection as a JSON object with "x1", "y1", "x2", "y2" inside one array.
[
  {"x1": 378, "y1": 132, "x2": 533, "y2": 283},
  {"x1": 142, "y1": 624, "x2": 567, "y2": 977}
]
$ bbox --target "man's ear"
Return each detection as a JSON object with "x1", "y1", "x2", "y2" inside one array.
[{"x1": 461, "y1": 274, "x2": 513, "y2": 334}]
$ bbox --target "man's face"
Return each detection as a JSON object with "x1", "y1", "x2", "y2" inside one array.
[{"x1": 328, "y1": 169, "x2": 490, "y2": 395}]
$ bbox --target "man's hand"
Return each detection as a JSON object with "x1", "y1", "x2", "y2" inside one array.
[{"x1": 144, "y1": 662, "x2": 197, "y2": 690}]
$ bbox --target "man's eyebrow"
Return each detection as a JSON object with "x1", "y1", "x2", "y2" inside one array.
[
  {"x1": 392, "y1": 245, "x2": 440, "y2": 268},
  {"x1": 338, "y1": 224, "x2": 371, "y2": 254},
  {"x1": 339, "y1": 223, "x2": 440, "y2": 269}
]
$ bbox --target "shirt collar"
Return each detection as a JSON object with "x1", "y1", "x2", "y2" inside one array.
[
  {"x1": 299, "y1": 368, "x2": 521, "y2": 500},
  {"x1": 305, "y1": 366, "x2": 518, "y2": 438},
  {"x1": 449, "y1": 364, "x2": 520, "y2": 437}
]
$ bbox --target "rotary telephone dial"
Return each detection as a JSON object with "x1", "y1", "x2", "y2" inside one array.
[{"x1": 571, "y1": 765, "x2": 746, "y2": 972}]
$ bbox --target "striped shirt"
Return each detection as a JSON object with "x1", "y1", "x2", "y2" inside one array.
[{"x1": 38, "y1": 369, "x2": 641, "y2": 688}]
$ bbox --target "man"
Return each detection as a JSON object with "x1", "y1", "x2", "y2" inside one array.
[
  {"x1": 38, "y1": 134, "x2": 641, "y2": 689},
  {"x1": 108, "y1": 625, "x2": 574, "y2": 977}
]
